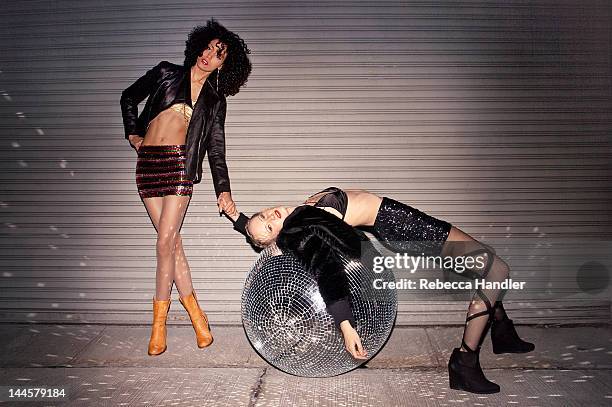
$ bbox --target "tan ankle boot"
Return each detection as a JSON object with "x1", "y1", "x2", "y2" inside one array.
[
  {"x1": 148, "y1": 297, "x2": 171, "y2": 356},
  {"x1": 179, "y1": 290, "x2": 213, "y2": 348}
]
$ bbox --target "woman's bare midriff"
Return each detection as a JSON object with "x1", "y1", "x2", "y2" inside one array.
[
  {"x1": 140, "y1": 108, "x2": 189, "y2": 146},
  {"x1": 344, "y1": 190, "x2": 383, "y2": 227}
]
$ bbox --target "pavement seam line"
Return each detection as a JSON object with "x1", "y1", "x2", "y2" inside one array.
[
  {"x1": 68, "y1": 325, "x2": 107, "y2": 366},
  {"x1": 423, "y1": 327, "x2": 443, "y2": 367},
  {"x1": 248, "y1": 367, "x2": 267, "y2": 407}
]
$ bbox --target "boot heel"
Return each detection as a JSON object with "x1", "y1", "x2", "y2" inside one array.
[{"x1": 448, "y1": 365, "x2": 464, "y2": 391}]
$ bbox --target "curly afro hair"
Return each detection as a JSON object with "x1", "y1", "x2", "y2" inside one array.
[{"x1": 183, "y1": 19, "x2": 252, "y2": 97}]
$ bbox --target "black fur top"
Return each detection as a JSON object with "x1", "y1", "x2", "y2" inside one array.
[{"x1": 276, "y1": 205, "x2": 368, "y2": 328}]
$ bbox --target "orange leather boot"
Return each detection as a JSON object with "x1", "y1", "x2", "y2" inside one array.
[
  {"x1": 148, "y1": 297, "x2": 171, "y2": 356},
  {"x1": 179, "y1": 290, "x2": 213, "y2": 348}
]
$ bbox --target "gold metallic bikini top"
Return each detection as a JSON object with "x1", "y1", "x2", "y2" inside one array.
[
  {"x1": 146, "y1": 100, "x2": 198, "y2": 131},
  {"x1": 169, "y1": 101, "x2": 197, "y2": 125}
]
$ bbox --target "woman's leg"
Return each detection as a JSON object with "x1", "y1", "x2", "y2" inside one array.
[
  {"x1": 171, "y1": 234, "x2": 195, "y2": 297},
  {"x1": 441, "y1": 227, "x2": 510, "y2": 352},
  {"x1": 143, "y1": 195, "x2": 191, "y2": 300},
  {"x1": 439, "y1": 227, "x2": 507, "y2": 393},
  {"x1": 371, "y1": 197, "x2": 509, "y2": 348},
  {"x1": 142, "y1": 197, "x2": 194, "y2": 298},
  {"x1": 371, "y1": 197, "x2": 529, "y2": 392}
]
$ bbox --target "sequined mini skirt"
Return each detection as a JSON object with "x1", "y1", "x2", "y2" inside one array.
[
  {"x1": 373, "y1": 197, "x2": 452, "y2": 255},
  {"x1": 136, "y1": 145, "x2": 193, "y2": 199}
]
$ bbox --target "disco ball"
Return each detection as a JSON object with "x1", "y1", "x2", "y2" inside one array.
[{"x1": 241, "y1": 243, "x2": 397, "y2": 377}]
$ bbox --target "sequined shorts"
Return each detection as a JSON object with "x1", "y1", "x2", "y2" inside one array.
[
  {"x1": 136, "y1": 145, "x2": 193, "y2": 199},
  {"x1": 373, "y1": 197, "x2": 452, "y2": 255}
]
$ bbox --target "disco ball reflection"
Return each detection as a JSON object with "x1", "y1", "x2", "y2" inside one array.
[{"x1": 241, "y1": 243, "x2": 397, "y2": 377}]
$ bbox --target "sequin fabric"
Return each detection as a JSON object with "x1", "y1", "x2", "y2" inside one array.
[
  {"x1": 136, "y1": 145, "x2": 193, "y2": 198},
  {"x1": 373, "y1": 197, "x2": 451, "y2": 255}
]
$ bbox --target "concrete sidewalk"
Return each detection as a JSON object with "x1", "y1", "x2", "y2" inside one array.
[{"x1": 1, "y1": 324, "x2": 611, "y2": 406}]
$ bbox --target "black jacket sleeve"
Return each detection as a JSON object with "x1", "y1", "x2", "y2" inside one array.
[
  {"x1": 120, "y1": 61, "x2": 168, "y2": 139},
  {"x1": 276, "y1": 206, "x2": 365, "y2": 329},
  {"x1": 326, "y1": 299, "x2": 354, "y2": 328},
  {"x1": 207, "y1": 96, "x2": 231, "y2": 197}
]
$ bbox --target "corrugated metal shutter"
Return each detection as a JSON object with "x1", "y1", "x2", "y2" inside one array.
[{"x1": 0, "y1": 1, "x2": 610, "y2": 325}]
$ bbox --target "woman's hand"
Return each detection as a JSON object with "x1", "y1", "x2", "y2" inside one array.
[
  {"x1": 340, "y1": 320, "x2": 368, "y2": 359},
  {"x1": 128, "y1": 134, "x2": 144, "y2": 151},
  {"x1": 217, "y1": 192, "x2": 237, "y2": 217}
]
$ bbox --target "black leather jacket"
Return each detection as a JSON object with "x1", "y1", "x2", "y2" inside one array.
[{"x1": 120, "y1": 61, "x2": 230, "y2": 196}]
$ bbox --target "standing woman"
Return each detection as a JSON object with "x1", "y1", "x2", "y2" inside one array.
[{"x1": 120, "y1": 19, "x2": 251, "y2": 355}]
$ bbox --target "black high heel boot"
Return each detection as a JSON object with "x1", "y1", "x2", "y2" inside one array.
[
  {"x1": 448, "y1": 348, "x2": 500, "y2": 394},
  {"x1": 491, "y1": 301, "x2": 534, "y2": 354},
  {"x1": 448, "y1": 291, "x2": 500, "y2": 394}
]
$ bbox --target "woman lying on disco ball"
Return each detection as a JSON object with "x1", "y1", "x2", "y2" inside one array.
[{"x1": 229, "y1": 187, "x2": 534, "y2": 394}]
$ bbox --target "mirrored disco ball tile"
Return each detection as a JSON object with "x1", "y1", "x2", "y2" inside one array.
[{"x1": 242, "y1": 243, "x2": 397, "y2": 377}]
